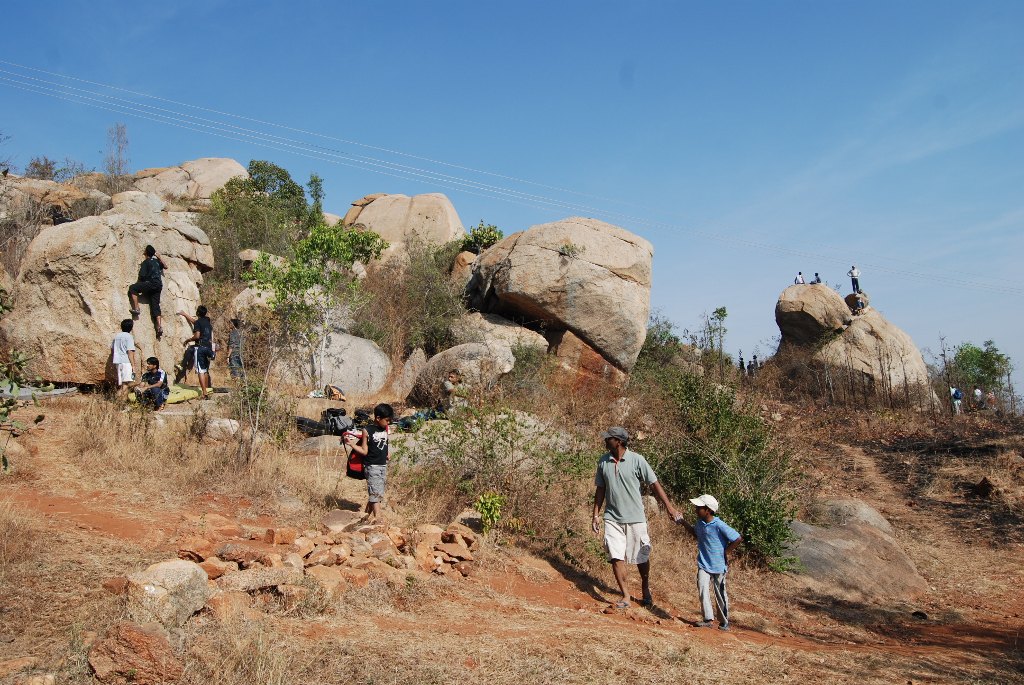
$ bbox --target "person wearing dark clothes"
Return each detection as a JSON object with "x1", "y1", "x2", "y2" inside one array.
[
  {"x1": 347, "y1": 403, "x2": 394, "y2": 521},
  {"x1": 812, "y1": 273, "x2": 822, "y2": 284},
  {"x1": 227, "y1": 318, "x2": 244, "y2": 379},
  {"x1": 134, "y1": 356, "x2": 170, "y2": 410},
  {"x1": 128, "y1": 245, "x2": 168, "y2": 338},
  {"x1": 177, "y1": 305, "x2": 214, "y2": 399}
]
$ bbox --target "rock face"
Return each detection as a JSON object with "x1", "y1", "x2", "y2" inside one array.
[
  {"x1": 126, "y1": 559, "x2": 211, "y2": 628},
  {"x1": 775, "y1": 284, "x2": 852, "y2": 346},
  {"x1": 345, "y1": 192, "x2": 464, "y2": 260},
  {"x1": 787, "y1": 499, "x2": 926, "y2": 601},
  {"x1": 313, "y1": 331, "x2": 392, "y2": 396},
  {"x1": 775, "y1": 285, "x2": 930, "y2": 395},
  {"x1": 412, "y1": 342, "x2": 515, "y2": 404},
  {"x1": 450, "y1": 312, "x2": 549, "y2": 352},
  {"x1": 0, "y1": 195, "x2": 214, "y2": 384},
  {"x1": 89, "y1": 621, "x2": 183, "y2": 685},
  {"x1": 549, "y1": 329, "x2": 627, "y2": 384},
  {"x1": 131, "y1": 158, "x2": 247, "y2": 200},
  {"x1": 468, "y1": 217, "x2": 653, "y2": 373},
  {"x1": 1, "y1": 176, "x2": 112, "y2": 226}
]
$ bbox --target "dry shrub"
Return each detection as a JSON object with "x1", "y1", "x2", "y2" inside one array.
[
  {"x1": 349, "y1": 237, "x2": 465, "y2": 360},
  {"x1": 0, "y1": 498, "x2": 43, "y2": 584},
  {"x1": 48, "y1": 396, "x2": 331, "y2": 513}
]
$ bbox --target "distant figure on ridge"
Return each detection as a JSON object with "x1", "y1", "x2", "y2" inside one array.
[
  {"x1": 811, "y1": 272, "x2": 822, "y2": 284},
  {"x1": 747, "y1": 359, "x2": 755, "y2": 377},
  {"x1": 128, "y1": 245, "x2": 168, "y2": 338},
  {"x1": 950, "y1": 387, "x2": 963, "y2": 415},
  {"x1": 848, "y1": 265, "x2": 861, "y2": 294},
  {"x1": 794, "y1": 272, "x2": 806, "y2": 285}
]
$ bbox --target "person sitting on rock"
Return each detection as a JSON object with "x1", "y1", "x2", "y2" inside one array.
[
  {"x1": 128, "y1": 245, "x2": 168, "y2": 338},
  {"x1": 134, "y1": 356, "x2": 170, "y2": 411},
  {"x1": 794, "y1": 272, "x2": 806, "y2": 285},
  {"x1": 178, "y1": 305, "x2": 214, "y2": 399},
  {"x1": 811, "y1": 272, "x2": 822, "y2": 284}
]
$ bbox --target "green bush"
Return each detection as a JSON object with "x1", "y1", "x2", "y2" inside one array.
[
  {"x1": 460, "y1": 221, "x2": 503, "y2": 254},
  {"x1": 644, "y1": 369, "x2": 797, "y2": 569},
  {"x1": 397, "y1": 406, "x2": 592, "y2": 533}
]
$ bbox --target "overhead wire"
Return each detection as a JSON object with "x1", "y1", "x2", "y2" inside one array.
[{"x1": 1, "y1": 65, "x2": 1021, "y2": 296}]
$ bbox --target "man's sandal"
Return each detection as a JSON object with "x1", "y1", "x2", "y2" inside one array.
[{"x1": 613, "y1": 600, "x2": 631, "y2": 609}]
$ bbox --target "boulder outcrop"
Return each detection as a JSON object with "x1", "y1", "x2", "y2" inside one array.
[
  {"x1": 775, "y1": 285, "x2": 930, "y2": 395},
  {"x1": 125, "y1": 559, "x2": 211, "y2": 628},
  {"x1": 0, "y1": 175, "x2": 111, "y2": 226},
  {"x1": 0, "y1": 195, "x2": 214, "y2": 384},
  {"x1": 450, "y1": 312, "x2": 548, "y2": 352},
  {"x1": 775, "y1": 284, "x2": 852, "y2": 346},
  {"x1": 411, "y1": 341, "x2": 515, "y2": 404},
  {"x1": 343, "y1": 192, "x2": 464, "y2": 260},
  {"x1": 131, "y1": 158, "x2": 247, "y2": 200},
  {"x1": 468, "y1": 217, "x2": 653, "y2": 373},
  {"x1": 787, "y1": 499, "x2": 927, "y2": 601},
  {"x1": 88, "y1": 621, "x2": 183, "y2": 685}
]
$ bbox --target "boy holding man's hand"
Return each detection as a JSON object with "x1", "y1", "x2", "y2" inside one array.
[{"x1": 674, "y1": 494, "x2": 742, "y2": 631}]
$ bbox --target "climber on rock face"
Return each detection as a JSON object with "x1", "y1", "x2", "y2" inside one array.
[{"x1": 128, "y1": 245, "x2": 168, "y2": 338}]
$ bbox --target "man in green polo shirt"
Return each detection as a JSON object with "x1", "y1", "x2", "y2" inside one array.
[{"x1": 592, "y1": 426, "x2": 682, "y2": 609}]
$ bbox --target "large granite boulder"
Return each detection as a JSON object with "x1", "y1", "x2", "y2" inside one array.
[
  {"x1": 0, "y1": 195, "x2": 214, "y2": 384},
  {"x1": 126, "y1": 559, "x2": 211, "y2": 628},
  {"x1": 411, "y1": 342, "x2": 515, "y2": 404},
  {"x1": 775, "y1": 285, "x2": 930, "y2": 395},
  {"x1": 450, "y1": 312, "x2": 548, "y2": 352},
  {"x1": 1, "y1": 175, "x2": 111, "y2": 226},
  {"x1": 787, "y1": 499, "x2": 927, "y2": 601},
  {"x1": 131, "y1": 158, "x2": 247, "y2": 200},
  {"x1": 775, "y1": 284, "x2": 852, "y2": 346},
  {"x1": 344, "y1": 192, "x2": 464, "y2": 260},
  {"x1": 468, "y1": 217, "x2": 652, "y2": 373}
]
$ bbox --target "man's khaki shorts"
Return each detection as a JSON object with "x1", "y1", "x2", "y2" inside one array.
[{"x1": 603, "y1": 520, "x2": 651, "y2": 564}]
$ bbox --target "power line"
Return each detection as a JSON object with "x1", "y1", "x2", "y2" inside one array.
[{"x1": 1, "y1": 64, "x2": 1021, "y2": 296}]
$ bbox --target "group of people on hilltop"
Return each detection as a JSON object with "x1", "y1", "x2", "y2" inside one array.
[
  {"x1": 112, "y1": 245, "x2": 247, "y2": 409},
  {"x1": 792, "y1": 265, "x2": 863, "y2": 294},
  {"x1": 949, "y1": 385, "x2": 998, "y2": 415},
  {"x1": 737, "y1": 354, "x2": 762, "y2": 378}
]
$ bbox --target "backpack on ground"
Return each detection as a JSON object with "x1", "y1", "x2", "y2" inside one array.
[{"x1": 324, "y1": 384, "x2": 346, "y2": 401}]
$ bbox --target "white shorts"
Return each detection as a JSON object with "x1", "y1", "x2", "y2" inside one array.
[
  {"x1": 603, "y1": 520, "x2": 651, "y2": 564},
  {"x1": 116, "y1": 362, "x2": 135, "y2": 385}
]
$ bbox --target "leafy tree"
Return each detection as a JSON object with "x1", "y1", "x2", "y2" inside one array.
[
  {"x1": 202, "y1": 160, "x2": 315, "y2": 282},
  {"x1": 952, "y1": 340, "x2": 1012, "y2": 391},
  {"x1": 634, "y1": 313, "x2": 682, "y2": 374},
  {"x1": 246, "y1": 216, "x2": 388, "y2": 386}
]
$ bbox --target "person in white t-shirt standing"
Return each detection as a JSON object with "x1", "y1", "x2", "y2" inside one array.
[{"x1": 111, "y1": 318, "x2": 138, "y2": 399}]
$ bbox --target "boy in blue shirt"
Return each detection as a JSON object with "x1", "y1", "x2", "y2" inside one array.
[{"x1": 675, "y1": 494, "x2": 743, "y2": 630}]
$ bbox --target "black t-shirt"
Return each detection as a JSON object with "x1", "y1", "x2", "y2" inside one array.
[
  {"x1": 138, "y1": 256, "x2": 163, "y2": 283},
  {"x1": 193, "y1": 317, "x2": 213, "y2": 347},
  {"x1": 362, "y1": 423, "x2": 389, "y2": 466}
]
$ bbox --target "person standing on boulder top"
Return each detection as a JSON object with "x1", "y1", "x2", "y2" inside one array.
[
  {"x1": 178, "y1": 306, "x2": 214, "y2": 399},
  {"x1": 848, "y1": 265, "x2": 861, "y2": 294},
  {"x1": 592, "y1": 427, "x2": 681, "y2": 610},
  {"x1": 674, "y1": 494, "x2": 742, "y2": 631},
  {"x1": 128, "y1": 245, "x2": 168, "y2": 338}
]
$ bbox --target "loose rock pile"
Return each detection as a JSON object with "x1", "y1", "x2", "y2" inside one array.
[{"x1": 88, "y1": 509, "x2": 480, "y2": 683}]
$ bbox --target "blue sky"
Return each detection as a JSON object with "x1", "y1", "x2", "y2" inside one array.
[{"x1": 2, "y1": 1, "x2": 1022, "y2": 375}]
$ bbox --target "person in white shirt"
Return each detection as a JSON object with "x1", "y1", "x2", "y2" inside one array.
[
  {"x1": 848, "y1": 265, "x2": 861, "y2": 294},
  {"x1": 794, "y1": 272, "x2": 806, "y2": 285},
  {"x1": 111, "y1": 319, "x2": 137, "y2": 399}
]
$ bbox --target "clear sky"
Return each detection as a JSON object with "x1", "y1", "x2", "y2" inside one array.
[{"x1": 2, "y1": 1, "x2": 1021, "y2": 375}]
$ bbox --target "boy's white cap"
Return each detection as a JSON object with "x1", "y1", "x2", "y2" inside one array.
[{"x1": 689, "y1": 494, "x2": 719, "y2": 512}]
